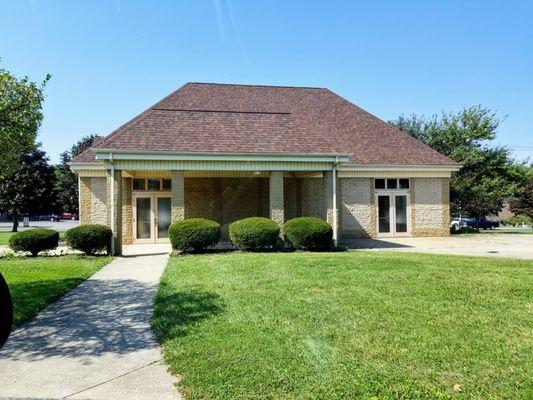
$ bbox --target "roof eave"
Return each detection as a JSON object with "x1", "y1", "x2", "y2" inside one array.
[{"x1": 91, "y1": 149, "x2": 351, "y2": 163}]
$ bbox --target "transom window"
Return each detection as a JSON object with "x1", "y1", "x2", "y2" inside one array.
[
  {"x1": 132, "y1": 178, "x2": 172, "y2": 191},
  {"x1": 375, "y1": 178, "x2": 409, "y2": 190}
]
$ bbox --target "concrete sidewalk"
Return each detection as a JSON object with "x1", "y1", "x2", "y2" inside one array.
[
  {"x1": 346, "y1": 234, "x2": 533, "y2": 259},
  {"x1": 0, "y1": 244, "x2": 179, "y2": 400}
]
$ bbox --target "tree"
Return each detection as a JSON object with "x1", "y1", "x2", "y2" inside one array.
[
  {"x1": 55, "y1": 135, "x2": 101, "y2": 214},
  {"x1": 0, "y1": 66, "x2": 50, "y2": 179},
  {"x1": 389, "y1": 106, "x2": 527, "y2": 217},
  {"x1": 0, "y1": 147, "x2": 58, "y2": 232},
  {"x1": 510, "y1": 166, "x2": 533, "y2": 219}
]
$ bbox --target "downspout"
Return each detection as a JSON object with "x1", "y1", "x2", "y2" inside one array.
[
  {"x1": 332, "y1": 155, "x2": 338, "y2": 247},
  {"x1": 109, "y1": 153, "x2": 115, "y2": 256}
]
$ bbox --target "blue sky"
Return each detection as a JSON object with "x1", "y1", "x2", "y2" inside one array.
[{"x1": 1, "y1": 0, "x2": 532, "y2": 163}]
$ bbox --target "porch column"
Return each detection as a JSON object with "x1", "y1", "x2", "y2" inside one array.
[
  {"x1": 171, "y1": 171, "x2": 185, "y2": 221},
  {"x1": 269, "y1": 171, "x2": 284, "y2": 225},
  {"x1": 107, "y1": 168, "x2": 122, "y2": 255},
  {"x1": 324, "y1": 170, "x2": 338, "y2": 246}
]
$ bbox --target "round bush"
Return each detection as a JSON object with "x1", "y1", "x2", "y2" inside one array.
[
  {"x1": 9, "y1": 228, "x2": 59, "y2": 257},
  {"x1": 65, "y1": 224, "x2": 112, "y2": 255},
  {"x1": 284, "y1": 217, "x2": 333, "y2": 250},
  {"x1": 168, "y1": 218, "x2": 221, "y2": 252},
  {"x1": 229, "y1": 217, "x2": 280, "y2": 250}
]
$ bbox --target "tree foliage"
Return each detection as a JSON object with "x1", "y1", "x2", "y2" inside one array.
[
  {"x1": 390, "y1": 106, "x2": 527, "y2": 217},
  {"x1": 0, "y1": 147, "x2": 58, "y2": 231},
  {"x1": 510, "y1": 167, "x2": 533, "y2": 219},
  {"x1": 55, "y1": 134, "x2": 101, "y2": 214},
  {"x1": 0, "y1": 66, "x2": 50, "y2": 179}
]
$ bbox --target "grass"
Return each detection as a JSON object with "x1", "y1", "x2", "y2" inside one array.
[
  {"x1": 152, "y1": 252, "x2": 532, "y2": 400},
  {"x1": 0, "y1": 255, "x2": 112, "y2": 326},
  {"x1": 0, "y1": 230, "x2": 66, "y2": 246}
]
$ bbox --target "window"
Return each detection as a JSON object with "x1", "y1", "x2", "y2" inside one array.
[
  {"x1": 387, "y1": 179, "x2": 398, "y2": 189},
  {"x1": 162, "y1": 179, "x2": 171, "y2": 190},
  {"x1": 374, "y1": 178, "x2": 410, "y2": 190},
  {"x1": 133, "y1": 179, "x2": 146, "y2": 191},
  {"x1": 147, "y1": 179, "x2": 161, "y2": 191},
  {"x1": 132, "y1": 178, "x2": 172, "y2": 191},
  {"x1": 399, "y1": 179, "x2": 410, "y2": 189}
]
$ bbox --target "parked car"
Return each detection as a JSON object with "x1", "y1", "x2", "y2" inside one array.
[
  {"x1": 62, "y1": 212, "x2": 78, "y2": 220},
  {"x1": 36, "y1": 214, "x2": 61, "y2": 222},
  {"x1": 451, "y1": 217, "x2": 499, "y2": 230}
]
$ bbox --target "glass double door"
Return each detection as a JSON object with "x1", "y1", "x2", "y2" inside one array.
[
  {"x1": 133, "y1": 193, "x2": 171, "y2": 243},
  {"x1": 376, "y1": 193, "x2": 409, "y2": 237}
]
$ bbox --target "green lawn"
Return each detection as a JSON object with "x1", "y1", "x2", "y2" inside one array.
[
  {"x1": 0, "y1": 231, "x2": 66, "y2": 246},
  {"x1": 152, "y1": 252, "x2": 532, "y2": 400},
  {"x1": 0, "y1": 255, "x2": 112, "y2": 326}
]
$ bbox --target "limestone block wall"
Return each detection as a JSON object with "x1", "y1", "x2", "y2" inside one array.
[
  {"x1": 411, "y1": 178, "x2": 450, "y2": 236},
  {"x1": 184, "y1": 177, "x2": 269, "y2": 239},
  {"x1": 300, "y1": 178, "x2": 325, "y2": 219},
  {"x1": 339, "y1": 178, "x2": 376, "y2": 238},
  {"x1": 121, "y1": 177, "x2": 132, "y2": 245},
  {"x1": 79, "y1": 177, "x2": 92, "y2": 225},
  {"x1": 79, "y1": 176, "x2": 110, "y2": 226}
]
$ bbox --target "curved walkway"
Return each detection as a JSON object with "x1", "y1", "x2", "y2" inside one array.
[{"x1": 0, "y1": 244, "x2": 179, "y2": 400}]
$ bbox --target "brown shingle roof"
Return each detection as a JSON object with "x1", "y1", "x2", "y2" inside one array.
[{"x1": 74, "y1": 82, "x2": 456, "y2": 165}]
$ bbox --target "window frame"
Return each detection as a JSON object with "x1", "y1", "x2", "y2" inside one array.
[
  {"x1": 374, "y1": 178, "x2": 410, "y2": 191},
  {"x1": 131, "y1": 178, "x2": 172, "y2": 192}
]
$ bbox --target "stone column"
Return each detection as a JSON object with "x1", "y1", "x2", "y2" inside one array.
[
  {"x1": 171, "y1": 171, "x2": 185, "y2": 222},
  {"x1": 107, "y1": 169, "x2": 122, "y2": 255},
  {"x1": 269, "y1": 171, "x2": 284, "y2": 225}
]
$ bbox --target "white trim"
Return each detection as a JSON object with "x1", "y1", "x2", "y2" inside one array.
[
  {"x1": 339, "y1": 164, "x2": 460, "y2": 172},
  {"x1": 375, "y1": 191, "x2": 411, "y2": 237},
  {"x1": 93, "y1": 150, "x2": 350, "y2": 163},
  {"x1": 109, "y1": 157, "x2": 115, "y2": 255},
  {"x1": 69, "y1": 162, "x2": 105, "y2": 171},
  {"x1": 132, "y1": 192, "x2": 171, "y2": 244},
  {"x1": 332, "y1": 162, "x2": 338, "y2": 247}
]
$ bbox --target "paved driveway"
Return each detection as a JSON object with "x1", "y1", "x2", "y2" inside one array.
[
  {"x1": 346, "y1": 234, "x2": 533, "y2": 259},
  {"x1": 0, "y1": 244, "x2": 179, "y2": 400}
]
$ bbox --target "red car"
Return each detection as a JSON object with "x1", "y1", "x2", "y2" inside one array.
[{"x1": 62, "y1": 212, "x2": 78, "y2": 220}]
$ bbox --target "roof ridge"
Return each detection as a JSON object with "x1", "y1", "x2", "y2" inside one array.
[
  {"x1": 152, "y1": 107, "x2": 290, "y2": 115},
  {"x1": 187, "y1": 82, "x2": 326, "y2": 90}
]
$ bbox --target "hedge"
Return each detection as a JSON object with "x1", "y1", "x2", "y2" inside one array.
[
  {"x1": 65, "y1": 224, "x2": 112, "y2": 255},
  {"x1": 9, "y1": 228, "x2": 59, "y2": 257},
  {"x1": 284, "y1": 217, "x2": 332, "y2": 250},
  {"x1": 168, "y1": 218, "x2": 220, "y2": 252},
  {"x1": 229, "y1": 217, "x2": 280, "y2": 250}
]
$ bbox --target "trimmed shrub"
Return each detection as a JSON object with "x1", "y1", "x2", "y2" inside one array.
[
  {"x1": 169, "y1": 218, "x2": 221, "y2": 252},
  {"x1": 284, "y1": 217, "x2": 332, "y2": 250},
  {"x1": 229, "y1": 217, "x2": 280, "y2": 250},
  {"x1": 451, "y1": 226, "x2": 479, "y2": 235},
  {"x1": 9, "y1": 228, "x2": 59, "y2": 257},
  {"x1": 65, "y1": 224, "x2": 112, "y2": 255}
]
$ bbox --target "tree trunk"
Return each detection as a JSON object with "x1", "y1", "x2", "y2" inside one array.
[{"x1": 11, "y1": 215, "x2": 18, "y2": 232}]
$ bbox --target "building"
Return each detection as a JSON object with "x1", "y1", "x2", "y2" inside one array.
[{"x1": 70, "y1": 83, "x2": 459, "y2": 254}]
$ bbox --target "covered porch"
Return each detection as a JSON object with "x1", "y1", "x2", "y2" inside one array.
[{"x1": 76, "y1": 151, "x2": 347, "y2": 255}]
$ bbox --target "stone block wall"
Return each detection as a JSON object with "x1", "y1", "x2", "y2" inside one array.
[
  {"x1": 339, "y1": 178, "x2": 376, "y2": 238},
  {"x1": 184, "y1": 177, "x2": 269, "y2": 239},
  {"x1": 122, "y1": 177, "x2": 132, "y2": 245},
  {"x1": 79, "y1": 176, "x2": 109, "y2": 226},
  {"x1": 411, "y1": 178, "x2": 450, "y2": 237}
]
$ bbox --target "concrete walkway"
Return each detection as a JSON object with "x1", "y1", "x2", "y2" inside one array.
[
  {"x1": 346, "y1": 234, "x2": 533, "y2": 259},
  {"x1": 0, "y1": 244, "x2": 179, "y2": 400}
]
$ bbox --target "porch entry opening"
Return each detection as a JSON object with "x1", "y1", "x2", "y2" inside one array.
[{"x1": 132, "y1": 193, "x2": 171, "y2": 243}]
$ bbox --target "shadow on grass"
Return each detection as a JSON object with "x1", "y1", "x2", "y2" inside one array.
[{"x1": 152, "y1": 289, "x2": 224, "y2": 342}]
